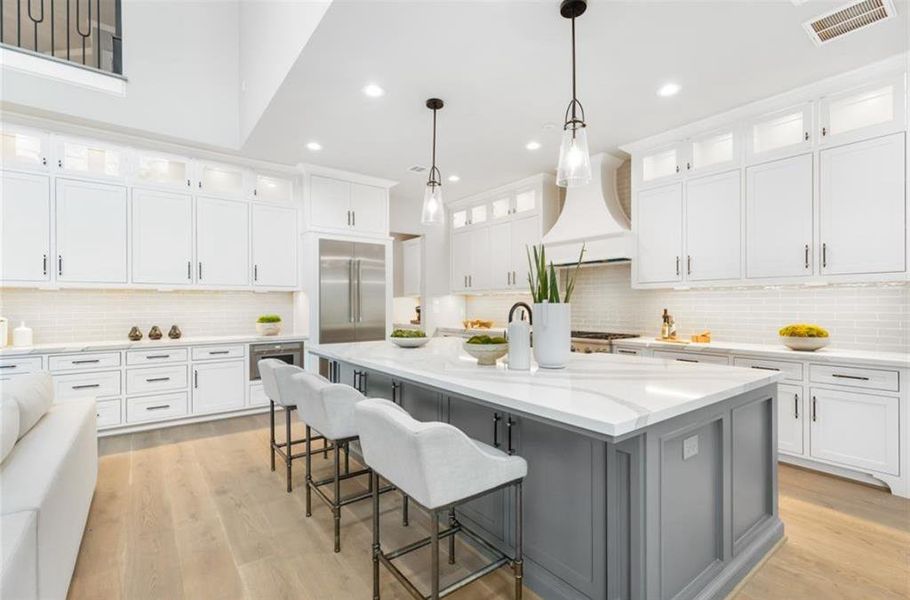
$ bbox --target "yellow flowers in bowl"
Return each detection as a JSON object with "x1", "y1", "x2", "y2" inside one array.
[{"x1": 779, "y1": 324, "x2": 829, "y2": 351}]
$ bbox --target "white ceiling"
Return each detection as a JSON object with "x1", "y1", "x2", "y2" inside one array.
[{"x1": 241, "y1": 0, "x2": 910, "y2": 212}]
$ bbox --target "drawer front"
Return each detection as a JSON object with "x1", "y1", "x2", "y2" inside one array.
[
  {"x1": 192, "y1": 345, "x2": 245, "y2": 361},
  {"x1": 653, "y1": 350, "x2": 730, "y2": 365},
  {"x1": 126, "y1": 348, "x2": 189, "y2": 365},
  {"x1": 0, "y1": 356, "x2": 42, "y2": 377},
  {"x1": 49, "y1": 352, "x2": 121, "y2": 372},
  {"x1": 95, "y1": 399, "x2": 122, "y2": 428},
  {"x1": 54, "y1": 371, "x2": 121, "y2": 400},
  {"x1": 734, "y1": 357, "x2": 803, "y2": 382},
  {"x1": 810, "y1": 364, "x2": 899, "y2": 392},
  {"x1": 249, "y1": 382, "x2": 269, "y2": 407},
  {"x1": 613, "y1": 347, "x2": 641, "y2": 356},
  {"x1": 126, "y1": 365, "x2": 188, "y2": 395},
  {"x1": 127, "y1": 392, "x2": 189, "y2": 424}
]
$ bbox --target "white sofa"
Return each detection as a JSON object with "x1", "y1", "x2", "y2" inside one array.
[{"x1": 1, "y1": 373, "x2": 98, "y2": 600}]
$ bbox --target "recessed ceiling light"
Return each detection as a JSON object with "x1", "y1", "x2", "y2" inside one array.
[
  {"x1": 448, "y1": 175, "x2": 460, "y2": 182},
  {"x1": 657, "y1": 83, "x2": 681, "y2": 97},
  {"x1": 363, "y1": 83, "x2": 385, "y2": 98},
  {"x1": 525, "y1": 141, "x2": 542, "y2": 151},
  {"x1": 306, "y1": 141, "x2": 322, "y2": 151}
]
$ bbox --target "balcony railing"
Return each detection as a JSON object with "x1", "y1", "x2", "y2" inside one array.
[{"x1": 1, "y1": 0, "x2": 122, "y2": 75}]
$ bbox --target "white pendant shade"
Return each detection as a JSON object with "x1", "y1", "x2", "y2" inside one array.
[
  {"x1": 556, "y1": 126, "x2": 592, "y2": 188},
  {"x1": 421, "y1": 184, "x2": 444, "y2": 225}
]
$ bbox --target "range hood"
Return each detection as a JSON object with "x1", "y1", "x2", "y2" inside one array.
[{"x1": 542, "y1": 152, "x2": 633, "y2": 266}]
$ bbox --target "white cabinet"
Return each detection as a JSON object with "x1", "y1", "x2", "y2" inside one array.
[
  {"x1": 54, "y1": 136, "x2": 127, "y2": 180},
  {"x1": 451, "y1": 229, "x2": 471, "y2": 292},
  {"x1": 350, "y1": 183, "x2": 388, "y2": 235},
  {"x1": 809, "y1": 388, "x2": 899, "y2": 476},
  {"x1": 489, "y1": 221, "x2": 512, "y2": 289},
  {"x1": 684, "y1": 170, "x2": 742, "y2": 282},
  {"x1": 195, "y1": 196, "x2": 249, "y2": 286},
  {"x1": 251, "y1": 203, "x2": 298, "y2": 288},
  {"x1": 639, "y1": 143, "x2": 685, "y2": 185},
  {"x1": 197, "y1": 161, "x2": 246, "y2": 198},
  {"x1": 310, "y1": 175, "x2": 350, "y2": 230},
  {"x1": 819, "y1": 76, "x2": 906, "y2": 147},
  {"x1": 252, "y1": 173, "x2": 294, "y2": 203},
  {"x1": 777, "y1": 384, "x2": 804, "y2": 456},
  {"x1": 746, "y1": 154, "x2": 814, "y2": 279},
  {"x1": 636, "y1": 183, "x2": 683, "y2": 284},
  {"x1": 1, "y1": 126, "x2": 49, "y2": 171},
  {"x1": 689, "y1": 129, "x2": 739, "y2": 175},
  {"x1": 1, "y1": 171, "x2": 50, "y2": 283},
  {"x1": 819, "y1": 133, "x2": 905, "y2": 276},
  {"x1": 401, "y1": 237, "x2": 422, "y2": 296},
  {"x1": 746, "y1": 104, "x2": 813, "y2": 162},
  {"x1": 55, "y1": 178, "x2": 128, "y2": 283},
  {"x1": 468, "y1": 226, "x2": 491, "y2": 290},
  {"x1": 133, "y1": 151, "x2": 192, "y2": 190},
  {"x1": 192, "y1": 360, "x2": 246, "y2": 415},
  {"x1": 131, "y1": 188, "x2": 194, "y2": 285}
]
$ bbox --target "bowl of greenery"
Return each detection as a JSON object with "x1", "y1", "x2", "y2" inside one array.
[
  {"x1": 256, "y1": 314, "x2": 282, "y2": 336},
  {"x1": 389, "y1": 329, "x2": 430, "y2": 348},
  {"x1": 779, "y1": 324, "x2": 830, "y2": 351},
  {"x1": 463, "y1": 334, "x2": 508, "y2": 366}
]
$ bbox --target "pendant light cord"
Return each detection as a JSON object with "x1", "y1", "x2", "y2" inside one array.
[
  {"x1": 571, "y1": 16, "x2": 577, "y2": 121},
  {"x1": 432, "y1": 108, "x2": 437, "y2": 173}
]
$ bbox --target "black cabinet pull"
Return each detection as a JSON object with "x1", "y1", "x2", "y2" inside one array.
[
  {"x1": 187, "y1": 261, "x2": 192, "y2": 280},
  {"x1": 676, "y1": 256, "x2": 680, "y2": 276},
  {"x1": 194, "y1": 370, "x2": 198, "y2": 388},
  {"x1": 254, "y1": 265, "x2": 258, "y2": 281},
  {"x1": 145, "y1": 354, "x2": 171, "y2": 360},
  {"x1": 146, "y1": 404, "x2": 171, "y2": 411},
  {"x1": 58, "y1": 255, "x2": 63, "y2": 276},
  {"x1": 687, "y1": 255, "x2": 692, "y2": 275},
  {"x1": 821, "y1": 126, "x2": 827, "y2": 137},
  {"x1": 0, "y1": 365, "x2": 17, "y2": 369},
  {"x1": 352, "y1": 211, "x2": 356, "y2": 227},
  {"x1": 72, "y1": 383, "x2": 101, "y2": 389},
  {"x1": 793, "y1": 393, "x2": 799, "y2": 419},
  {"x1": 145, "y1": 377, "x2": 171, "y2": 383},
  {"x1": 198, "y1": 262, "x2": 203, "y2": 280},
  {"x1": 831, "y1": 373, "x2": 870, "y2": 381},
  {"x1": 186, "y1": 179, "x2": 191, "y2": 187},
  {"x1": 392, "y1": 381, "x2": 402, "y2": 405},
  {"x1": 676, "y1": 358, "x2": 699, "y2": 363},
  {"x1": 72, "y1": 359, "x2": 100, "y2": 364},
  {"x1": 804, "y1": 244, "x2": 809, "y2": 269},
  {"x1": 803, "y1": 131, "x2": 809, "y2": 141},
  {"x1": 208, "y1": 350, "x2": 230, "y2": 355},
  {"x1": 811, "y1": 396, "x2": 817, "y2": 422},
  {"x1": 750, "y1": 365, "x2": 780, "y2": 371},
  {"x1": 492, "y1": 413, "x2": 502, "y2": 448},
  {"x1": 617, "y1": 349, "x2": 637, "y2": 355},
  {"x1": 43, "y1": 254, "x2": 47, "y2": 275},
  {"x1": 506, "y1": 416, "x2": 515, "y2": 455},
  {"x1": 822, "y1": 243, "x2": 827, "y2": 268}
]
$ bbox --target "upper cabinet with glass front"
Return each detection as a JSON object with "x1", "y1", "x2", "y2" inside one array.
[
  {"x1": 133, "y1": 150, "x2": 193, "y2": 190},
  {"x1": 819, "y1": 75, "x2": 906, "y2": 147},
  {"x1": 637, "y1": 143, "x2": 686, "y2": 185},
  {"x1": 196, "y1": 161, "x2": 247, "y2": 198},
  {"x1": 746, "y1": 103, "x2": 813, "y2": 163},
  {"x1": 1, "y1": 125, "x2": 50, "y2": 171},
  {"x1": 688, "y1": 129, "x2": 740, "y2": 175},
  {"x1": 54, "y1": 136, "x2": 128, "y2": 181},
  {"x1": 251, "y1": 173, "x2": 295, "y2": 203}
]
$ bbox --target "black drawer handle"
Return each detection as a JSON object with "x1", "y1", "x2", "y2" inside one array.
[
  {"x1": 145, "y1": 354, "x2": 171, "y2": 360},
  {"x1": 72, "y1": 383, "x2": 101, "y2": 389},
  {"x1": 617, "y1": 349, "x2": 637, "y2": 355},
  {"x1": 145, "y1": 404, "x2": 172, "y2": 411},
  {"x1": 208, "y1": 350, "x2": 230, "y2": 355},
  {"x1": 831, "y1": 373, "x2": 870, "y2": 381},
  {"x1": 0, "y1": 365, "x2": 17, "y2": 369},
  {"x1": 676, "y1": 358, "x2": 699, "y2": 363},
  {"x1": 71, "y1": 359, "x2": 101, "y2": 364},
  {"x1": 750, "y1": 365, "x2": 780, "y2": 371},
  {"x1": 492, "y1": 413, "x2": 502, "y2": 448},
  {"x1": 145, "y1": 377, "x2": 171, "y2": 383}
]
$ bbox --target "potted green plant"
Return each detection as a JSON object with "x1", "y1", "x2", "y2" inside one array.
[
  {"x1": 256, "y1": 314, "x2": 282, "y2": 336},
  {"x1": 526, "y1": 243, "x2": 585, "y2": 369}
]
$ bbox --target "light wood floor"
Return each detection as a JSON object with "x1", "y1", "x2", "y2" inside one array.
[{"x1": 68, "y1": 414, "x2": 910, "y2": 600}]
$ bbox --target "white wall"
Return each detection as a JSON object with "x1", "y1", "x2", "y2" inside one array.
[
  {"x1": 238, "y1": 0, "x2": 331, "y2": 142},
  {"x1": 2, "y1": 1, "x2": 241, "y2": 149},
  {"x1": 0, "y1": 289, "x2": 294, "y2": 344}
]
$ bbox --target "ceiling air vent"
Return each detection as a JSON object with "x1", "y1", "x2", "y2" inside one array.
[
  {"x1": 407, "y1": 165, "x2": 427, "y2": 174},
  {"x1": 803, "y1": 0, "x2": 896, "y2": 46}
]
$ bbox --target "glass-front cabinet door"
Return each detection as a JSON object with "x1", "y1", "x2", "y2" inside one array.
[
  {"x1": 638, "y1": 143, "x2": 684, "y2": 185},
  {"x1": 689, "y1": 129, "x2": 740, "y2": 175},
  {"x1": 134, "y1": 151, "x2": 192, "y2": 189},
  {"x1": 513, "y1": 188, "x2": 536, "y2": 215},
  {"x1": 54, "y1": 136, "x2": 127, "y2": 180},
  {"x1": 819, "y1": 75, "x2": 906, "y2": 147},
  {"x1": 451, "y1": 208, "x2": 468, "y2": 230},
  {"x1": 491, "y1": 196, "x2": 511, "y2": 220},
  {"x1": 197, "y1": 161, "x2": 246, "y2": 197},
  {"x1": 1, "y1": 126, "x2": 49, "y2": 171},
  {"x1": 252, "y1": 173, "x2": 294, "y2": 203},
  {"x1": 469, "y1": 203, "x2": 488, "y2": 226},
  {"x1": 746, "y1": 103, "x2": 813, "y2": 163}
]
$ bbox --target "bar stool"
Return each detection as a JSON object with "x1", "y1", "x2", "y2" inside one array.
[
  {"x1": 258, "y1": 359, "x2": 331, "y2": 492},
  {"x1": 355, "y1": 398, "x2": 527, "y2": 600},
  {"x1": 273, "y1": 365, "x2": 399, "y2": 553}
]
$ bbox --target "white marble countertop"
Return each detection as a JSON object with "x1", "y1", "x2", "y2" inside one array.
[
  {"x1": 0, "y1": 333, "x2": 309, "y2": 356},
  {"x1": 612, "y1": 337, "x2": 909, "y2": 369},
  {"x1": 308, "y1": 337, "x2": 781, "y2": 438}
]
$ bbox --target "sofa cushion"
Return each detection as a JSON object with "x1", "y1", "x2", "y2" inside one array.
[
  {"x1": 3, "y1": 372, "x2": 54, "y2": 440},
  {"x1": 0, "y1": 511, "x2": 38, "y2": 600},
  {"x1": 0, "y1": 394, "x2": 19, "y2": 464},
  {"x1": 1, "y1": 398, "x2": 97, "y2": 599}
]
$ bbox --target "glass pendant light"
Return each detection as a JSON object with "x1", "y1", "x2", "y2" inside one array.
[
  {"x1": 556, "y1": 0, "x2": 592, "y2": 188},
  {"x1": 421, "y1": 98, "x2": 445, "y2": 225}
]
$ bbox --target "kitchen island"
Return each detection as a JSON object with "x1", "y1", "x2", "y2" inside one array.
[{"x1": 309, "y1": 338, "x2": 784, "y2": 600}]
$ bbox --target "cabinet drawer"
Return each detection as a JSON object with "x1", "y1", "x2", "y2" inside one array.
[
  {"x1": 192, "y1": 345, "x2": 245, "y2": 361},
  {"x1": 126, "y1": 392, "x2": 188, "y2": 424},
  {"x1": 95, "y1": 399, "x2": 122, "y2": 429},
  {"x1": 126, "y1": 365, "x2": 188, "y2": 395},
  {"x1": 613, "y1": 347, "x2": 641, "y2": 356},
  {"x1": 809, "y1": 364, "x2": 899, "y2": 392},
  {"x1": 734, "y1": 357, "x2": 803, "y2": 382},
  {"x1": 54, "y1": 371, "x2": 121, "y2": 400},
  {"x1": 126, "y1": 348, "x2": 188, "y2": 365},
  {"x1": 49, "y1": 352, "x2": 121, "y2": 372},
  {"x1": 0, "y1": 356, "x2": 42, "y2": 376},
  {"x1": 653, "y1": 350, "x2": 730, "y2": 365}
]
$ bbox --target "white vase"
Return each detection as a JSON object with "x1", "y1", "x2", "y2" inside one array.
[
  {"x1": 532, "y1": 303, "x2": 571, "y2": 369},
  {"x1": 256, "y1": 322, "x2": 282, "y2": 336}
]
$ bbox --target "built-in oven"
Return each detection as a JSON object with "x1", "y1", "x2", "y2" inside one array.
[{"x1": 249, "y1": 341, "x2": 304, "y2": 381}]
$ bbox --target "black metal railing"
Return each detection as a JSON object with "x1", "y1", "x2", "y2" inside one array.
[{"x1": 1, "y1": 0, "x2": 122, "y2": 75}]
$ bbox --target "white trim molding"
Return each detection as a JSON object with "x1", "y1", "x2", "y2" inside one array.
[{"x1": 0, "y1": 45, "x2": 127, "y2": 96}]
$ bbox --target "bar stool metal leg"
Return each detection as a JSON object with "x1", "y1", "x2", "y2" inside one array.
[
  {"x1": 305, "y1": 425, "x2": 313, "y2": 517},
  {"x1": 402, "y1": 494, "x2": 409, "y2": 527},
  {"x1": 372, "y1": 471, "x2": 381, "y2": 600},
  {"x1": 344, "y1": 441, "x2": 350, "y2": 474},
  {"x1": 333, "y1": 442, "x2": 342, "y2": 553},
  {"x1": 430, "y1": 509, "x2": 440, "y2": 600},
  {"x1": 285, "y1": 408, "x2": 293, "y2": 493},
  {"x1": 269, "y1": 400, "x2": 276, "y2": 472},
  {"x1": 448, "y1": 508, "x2": 456, "y2": 565},
  {"x1": 514, "y1": 482, "x2": 523, "y2": 600}
]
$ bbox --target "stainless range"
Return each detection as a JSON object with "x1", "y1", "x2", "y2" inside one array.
[{"x1": 570, "y1": 330, "x2": 640, "y2": 354}]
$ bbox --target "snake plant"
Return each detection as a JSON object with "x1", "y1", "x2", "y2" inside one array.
[{"x1": 526, "y1": 243, "x2": 586, "y2": 303}]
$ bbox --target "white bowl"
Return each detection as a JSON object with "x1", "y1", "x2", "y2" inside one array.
[
  {"x1": 780, "y1": 336, "x2": 830, "y2": 351},
  {"x1": 389, "y1": 336, "x2": 430, "y2": 348},
  {"x1": 256, "y1": 322, "x2": 282, "y2": 336},
  {"x1": 463, "y1": 341, "x2": 509, "y2": 366}
]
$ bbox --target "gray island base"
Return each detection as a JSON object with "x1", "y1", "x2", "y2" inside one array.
[{"x1": 309, "y1": 339, "x2": 784, "y2": 600}]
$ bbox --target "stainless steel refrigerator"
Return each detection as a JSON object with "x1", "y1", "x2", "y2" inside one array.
[{"x1": 319, "y1": 239, "x2": 386, "y2": 343}]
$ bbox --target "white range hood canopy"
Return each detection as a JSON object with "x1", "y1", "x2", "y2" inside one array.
[{"x1": 542, "y1": 152, "x2": 633, "y2": 266}]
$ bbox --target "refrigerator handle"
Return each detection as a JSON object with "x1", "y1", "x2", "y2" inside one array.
[
  {"x1": 357, "y1": 259, "x2": 364, "y2": 322},
  {"x1": 348, "y1": 259, "x2": 355, "y2": 323}
]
